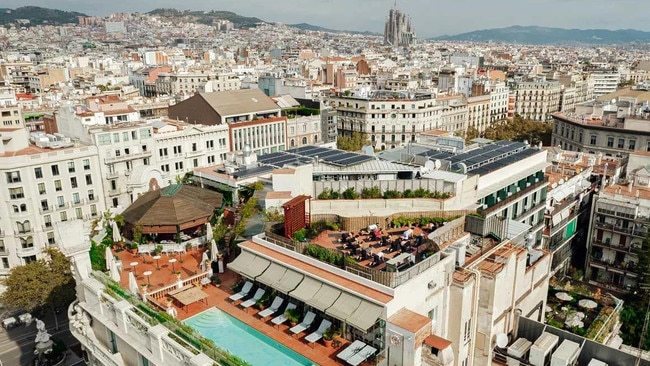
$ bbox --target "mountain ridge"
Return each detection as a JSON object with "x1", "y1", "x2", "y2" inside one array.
[
  {"x1": 430, "y1": 25, "x2": 650, "y2": 44},
  {"x1": 0, "y1": 6, "x2": 86, "y2": 25}
]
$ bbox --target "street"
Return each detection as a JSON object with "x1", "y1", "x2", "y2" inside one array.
[{"x1": 0, "y1": 312, "x2": 80, "y2": 366}]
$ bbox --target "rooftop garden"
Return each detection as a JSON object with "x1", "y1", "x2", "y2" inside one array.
[
  {"x1": 545, "y1": 278, "x2": 619, "y2": 343},
  {"x1": 317, "y1": 187, "x2": 452, "y2": 200}
]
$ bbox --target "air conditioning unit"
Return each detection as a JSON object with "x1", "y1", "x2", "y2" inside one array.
[
  {"x1": 550, "y1": 339, "x2": 580, "y2": 366},
  {"x1": 530, "y1": 332, "x2": 559, "y2": 366},
  {"x1": 507, "y1": 338, "x2": 532, "y2": 366},
  {"x1": 587, "y1": 359, "x2": 608, "y2": 366}
]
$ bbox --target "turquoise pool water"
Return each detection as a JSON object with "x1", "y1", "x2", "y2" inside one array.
[{"x1": 184, "y1": 307, "x2": 316, "y2": 366}]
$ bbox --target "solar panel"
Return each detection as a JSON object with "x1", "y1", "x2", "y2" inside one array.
[{"x1": 336, "y1": 155, "x2": 374, "y2": 166}]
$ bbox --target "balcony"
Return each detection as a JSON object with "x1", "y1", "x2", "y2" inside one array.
[
  {"x1": 106, "y1": 171, "x2": 120, "y2": 179},
  {"x1": 591, "y1": 239, "x2": 638, "y2": 254},
  {"x1": 39, "y1": 205, "x2": 53, "y2": 214},
  {"x1": 104, "y1": 150, "x2": 152, "y2": 164},
  {"x1": 108, "y1": 189, "x2": 122, "y2": 197},
  {"x1": 185, "y1": 149, "x2": 205, "y2": 158},
  {"x1": 479, "y1": 176, "x2": 549, "y2": 216},
  {"x1": 589, "y1": 256, "x2": 637, "y2": 274}
]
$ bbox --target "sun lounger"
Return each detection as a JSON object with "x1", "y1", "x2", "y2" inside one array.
[
  {"x1": 258, "y1": 296, "x2": 284, "y2": 318},
  {"x1": 336, "y1": 340, "x2": 367, "y2": 362},
  {"x1": 347, "y1": 345, "x2": 377, "y2": 366},
  {"x1": 290, "y1": 311, "x2": 316, "y2": 335},
  {"x1": 228, "y1": 281, "x2": 253, "y2": 302},
  {"x1": 305, "y1": 319, "x2": 332, "y2": 346},
  {"x1": 240, "y1": 288, "x2": 266, "y2": 309},
  {"x1": 271, "y1": 303, "x2": 296, "y2": 326}
]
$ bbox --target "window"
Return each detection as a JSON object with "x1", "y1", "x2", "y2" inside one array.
[
  {"x1": 41, "y1": 200, "x2": 49, "y2": 212},
  {"x1": 173, "y1": 145, "x2": 182, "y2": 155},
  {"x1": 206, "y1": 140, "x2": 214, "y2": 149},
  {"x1": 75, "y1": 207, "x2": 83, "y2": 219},
  {"x1": 72, "y1": 193, "x2": 80, "y2": 204},
  {"x1": 88, "y1": 190, "x2": 95, "y2": 201},
  {"x1": 23, "y1": 255, "x2": 37, "y2": 264},
  {"x1": 114, "y1": 149, "x2": 121, "y2": 157},
  {"x1": 57, "y1": 196, "x2": 65, "y2": 208},
  {"x1": 34, "y1": 167, "x2": 43, "y2": 179},
  {"x1": 463, "y1": 318, "x2": 472, "y2": 343},
  {"x1": 140, "y1": 128, "x2": 152, "y2": 138},
  {"x1": 131, "y1": 130, "x2": 138, "y2": 140},
  {"x1": 70, "y1": 177, "x2": 78, "y2": 188},
  {"x1": 38, "y1": 183, "x2": 46, "y2": 195},
  {"x1": 6, "y1": 171, "x2": 21, "y2": 183},
  {"x1": 44, "y1": 215, "x2": 52, "y2": 228},
  {"x1": 428, "y1": 306, "x2": 438, "y2": 326},
  {"x1": 590, "y1": 135, "x2": 597, "y2": 145},
  {"x1": 9, "y1": 187, "x2": 24, "y2": 199},
  {"x1": 1, "y1": 257, "x2": 8, "y2": 269},
  {"x1": 97, "y1": 134, "x2": 111, "y2": 145},
  {"x1": 20, "y1": 236, "x2": 33, "y2": 248},
  {"x1": 83, "y1": 159, "x2": 90, "y2": 170},
  {"x1": 193, "y1": 158, "x2": 198, "y2": 168},
  {"x1": 607, "y1": 137, "x2": 614, "y2": 147},
  {"x1": 122, "y1": 132, "x2": 129, "y2": 141},
  {"x1": 192, "y1": 142, "x2": 197, "y2": 152},
  {"x1": 175, "y1": 162, "x2": 184, "y2": 171},
  {"x1": 112, "y1": 198, "x2": 118, "y2": 208},
  {"x1": 112, "y1": 133, "x2": 120, "y2": 143},
  {"x1": 90, "y1": 204, "x2": 97, "y2": 216},
  {"x1": 16, "y1": 220, "x2": 31, "y2": 234},
  {"x1": 159, "y1": 148, "x2": 168, "y2": 157},
  {"x1": 55, "y1": 180, "x2": 62, "y2": 191},
  {"x1": 47, "y1": 231, "x2": 55, "y2": 244},
  {"x1": 51, "y1": 164, "x2": 59, "y2": 176},
  {"x1": 629, "y1": 140, "x2": 636, "y2": 150},
  {"x1": 60, "y1": 211, "x2": 68, "y2": 221},
  {"x1": 85, "y1": 174, "x2": 93, "y2": 185},
  {"x1": 161, "y1": 164, "x2": 170, "y2": 172},
  {"x1": 68, "y1": 162, "x2": 75, "y2": 173},
  {"x1": 618, "y1": 138, "x2": 625, "y2": 149}
]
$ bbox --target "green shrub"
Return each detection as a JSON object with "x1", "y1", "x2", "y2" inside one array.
[
  {"x1": 403, "y1": 189, "x2": 414, "y2": 198},
  {"x1": 342, "y1": 187, "x2": 358, "y2": 199},
  {"x1": 331, "y1": 191, "x2": 340, "y2": 199},
  {"x1": 89, "y1": 241, "x2": 107, "y2": 271},
  {"x1": 383, "y1": 190, "x2": 402, "y2": 199},
  {"x1": 361, "y1": 186, "x2": 382, "y2": 199},
  {"x1": 293, "y1": 228, "x2": 307, "y2": 242}
]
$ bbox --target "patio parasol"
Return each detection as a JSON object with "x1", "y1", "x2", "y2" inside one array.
[
  {"x1": 205, "y1": 222, "x2": 213, "y2": 242},
  {"x1": 211, "y1": 239, "x2": 219, "y2": 261},
  {"x1": 128, "y1": 271, "x2": 139, "y2": 295},
  {"x1": 578, "y1": 299, "x2": 598, "y2": 309},
  {"x1": 106, "y1": 247, "x2": 121, "y2": 283},
  {"x1": 201, "y1": 251, "x2": 209, "y2": 272},
  {"x1": 564, "y1": 312, "x2": 585, "y2": 328},
  {"x1": 112, "y1": 221, "x2": 122, "y2": 243},
  {"x1": 555, "y1": 292, "x2": 574, "y2": 301}
]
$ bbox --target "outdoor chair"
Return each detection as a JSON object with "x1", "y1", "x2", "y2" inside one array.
[
  {"x1": 228, "y1": 281, "x2": 253, "y2": 302},
  {"x1": 240, "y1": 288, "x2": 266, "y2": 309},
  {"x1": 257, "y1": 296, "x2": 284, "y2": 318},
  {"x1": 290, "y1": 311, "x2": 316, "y2": 335},
  {"x1": 305, "y1": 319, "x2": 332, "y2": 346}
]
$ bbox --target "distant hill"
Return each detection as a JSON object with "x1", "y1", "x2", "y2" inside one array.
[
  {"x1": 0, "y1": 6, "x2": 86, "y2": 25},
  {"x1": 289, "y1": 22, "x2": 379, "y2": 36},
  {"x1": 147, "y1": 8, "x2": 263, "y2": 28},
  {"x1": 431, "y1": 25, "x2": 650, "y2": 44}
]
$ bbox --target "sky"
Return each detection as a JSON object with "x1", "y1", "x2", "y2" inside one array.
[{"x1": 3, "y1": 0, "x2": 649, "y2": 38}]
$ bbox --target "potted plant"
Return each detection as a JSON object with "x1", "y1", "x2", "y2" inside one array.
[
  {"x1": 285, "y1": 307, "x2": 301, "y2": 326},
  {"x1": 256, "y1": 292, "x2": 270, "y2": 310},
  {"x1": 210, "y1": 275, "x2": 221, "y2": 287},
  {"x1": 322, "y1": 327, "x2": 339, "y2": 347},
  {"x1": 155, "y1": 245, "x2": 163, "y2": 255},
  {"x1": 166, "y1": 297, "x2": 173, "y2": 307},
  {"x1": 141, "y1": 283, "x2": 148, "y2": 292},
  {"x1": 173, "y1": 271, "x2": 181, "y2": 280},
  {"x1": 127, "y1": 242, "x2": 138, "y2": 254},
  {"x1": 185, "y1": 242, "x2": 193, "y2": 252}
]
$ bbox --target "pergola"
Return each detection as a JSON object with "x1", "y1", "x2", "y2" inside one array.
[{"x1": 121, "y1": 184, "x2": 223, "y2": 239}]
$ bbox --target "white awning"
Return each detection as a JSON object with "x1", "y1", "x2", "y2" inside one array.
[
  {"x1": 256, "y1": 262, "x2": 287, "y2": 287},
  {"x1": 305, "y1": 283, "x2": 341, "y2": 311},
  {"x1": 325, "y1": 292, "x2": 362, "y2": 322},
  {"x1": 347, "y1": 301, "x2": 384, "y2": 331},
  {"x1": 274, "y1": 268, "x2": 304, "y2": 294},
  {"x1": 289, "y1": 276, "x2": 322, "y2": 303},
  {"x1": 227, "y1": 250, "x2": 256, "y2": 275}
]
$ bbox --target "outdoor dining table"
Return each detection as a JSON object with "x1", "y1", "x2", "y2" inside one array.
[{"x1": 172, "y1": 286, "x2": 209, "y2": 312}]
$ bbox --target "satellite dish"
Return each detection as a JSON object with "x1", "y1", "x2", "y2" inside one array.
[
  {"x1": 496, "y1": 333, "x2": 508, "y2": 348},
  {"x1": 424, "y1": 160, "x2": 435, "y2": 172},
  {"x1": 611, "y1": 98, "x2": 616, "y2": 105},
  {"x1": 433, "y1": 159, "x2": 442, "y2": 170},
  {"x1": 361, "y1": 145, "x2": 375, "y2": 156}
]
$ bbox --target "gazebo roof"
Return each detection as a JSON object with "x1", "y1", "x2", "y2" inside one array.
[{"x1": 121, "y1": 184, "x2": 223, "y2": 227}]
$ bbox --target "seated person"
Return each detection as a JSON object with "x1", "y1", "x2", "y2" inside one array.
[
  {"x1": 369, "y1": 253, "x2": 382, "y2": 267},
  {"x1": 390, "y1": 239, "x2": 401, "y2": 252},
  {"x1": 415, "y1": 233, "x2": 424, "y2": 246},
  {"x1": 402, "y1": 228, "x2": 414, "y2": 240},
  {"x1": 341, "y1": 232, "x2": 350, "y2": 242},
  {"x1": 400, "y1": 240, "x2": 411, "y2": 252},
  {"x1": 356, "y1": 247, "x2": 370, "y2": 261},
  {"x1": 368, "y1": 223, "x2": 379, "y2": 232}
]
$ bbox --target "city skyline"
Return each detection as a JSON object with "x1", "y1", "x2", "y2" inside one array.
[{"x1": 1, "y1": 0, "x2": 649, "y2": 38}]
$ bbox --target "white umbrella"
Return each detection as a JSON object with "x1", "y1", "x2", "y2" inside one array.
[
  {"x1": 109, "y1": 257, "x2": 121, "y2": 282},
  {"x1": 555, "y1": 292, "x2": 573, "y2": 301},
  {"x1": 128, "y1": 271, "x2": 139, "y2": 295},
  {"x1": 105, "y1": 246, "x2": 114, "y2": 271},
  {"x1": 564, "y1": 312, "x2": 585, "y2": 328},
  {"x1": 201, "y1": 251, "x2": 209, "y2": 272},
  {"x1": 112, "y1": 221, "x2": 122, "y2": 243},
  {"x1": 211, "y1": 239, "x2": 219, "y2": 261},
  {"x1": 205, "y1": 222, "x2": 213, "y2": 242},
  {"x1": 578, "y1": 299, "x2": 598, "y2": 309}
]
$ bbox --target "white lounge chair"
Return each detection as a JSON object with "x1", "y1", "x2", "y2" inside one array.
[
  {"x1": 336, "y1": 340, "x2": 367, "y2": 362},
  {"x1": 305, "y1": 319, "x2": 332, "y2": 346},
  {"x1": 228, "y1": 281, "x2": 253, "y2": 302},
  {"x1": 271, "y1": 303, "x2": 297, "y2": 326},
  {"x1": 290, "y1": 311, "x2": 316, "y2": 335},
  {"x1": 258, "y1": 296, "x2": 284, "y2": 318},
  {"x1": 240, "y1": 288, "x2": 266, "y2": 309},
  {"x1": 347, "y1": 345, "x2": 377, "y2": 366}
]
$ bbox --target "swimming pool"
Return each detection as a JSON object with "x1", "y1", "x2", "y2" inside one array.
[{"x1": 184, "y1": 307, "x2": 316, "y2": 366}]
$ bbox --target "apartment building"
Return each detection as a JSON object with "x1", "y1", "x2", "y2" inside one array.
[
  {"x1": 467, "y1": 94, "x2": 490, "y2": 134},
  {"x1": 169, "y1": 89, "x2": 286, "y2": 155},
  {"x1": 330, "y1": 91, "x2": 467, "y2": 150},
  {"x1": 488, "y1": 80, "x2": 509, "y2": 122},
  {"x1": 551, "y1": 95, "x2": 650, "y2": 156},
  {"x1": 155, "y1": 70, "x2": 241, "y2": 96},
  {"x1": 286, "y1": 115, "x2": 322, "y2": 148},
  {"x1": 0, "y1": 122, "x2": 105, "y2": 274},
  {"x1": 509, "y1": 77, "x2": 561, "y2": 121},
  {"x1": 590, "y1": 70, "x2": 620, "y2": 98}
]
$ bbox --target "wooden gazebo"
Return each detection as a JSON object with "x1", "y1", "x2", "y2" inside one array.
[{"x1": 121, "y1": 184, "x2": 223, "y2": 239}]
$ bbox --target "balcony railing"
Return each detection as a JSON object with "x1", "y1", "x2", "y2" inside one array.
[
  {"x1": 590, "y1": 256, "x2": 637, "y2": 273},
  {"x1": 591, "y1": 239, "x2": 639, "y2": 253},
  {"x1": 479, "y1": 176, "x2": 549, "y2": 216},
  {"x1": 104, "y1": 150, "x2": 152, "y2": 164},
  {"x1": 105, "y1": 171, "x2": 119, "y2": 179}
]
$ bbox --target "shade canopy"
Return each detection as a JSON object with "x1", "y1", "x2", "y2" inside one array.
[{"x1": 121, "y1": 184, "x2": 223, "y2": 235}]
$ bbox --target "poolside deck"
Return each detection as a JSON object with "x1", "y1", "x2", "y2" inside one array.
[{"x1": 114, "y1": 247, "x2": 361, "y2": 365}]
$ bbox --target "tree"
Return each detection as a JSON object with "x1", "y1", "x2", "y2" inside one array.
[
  {"x1": 482, "y1": 115, "x2": 552, "y2": 146},
  {"x1": 0, "y1": 247, "x2": 75, "y2": 330},
  {"x1": 620, "y1": 233, "x2": 650, "y2": 350},
  {"x1": 337, "y1": 132, "x2": 368, "y2": 152}
]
